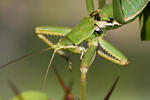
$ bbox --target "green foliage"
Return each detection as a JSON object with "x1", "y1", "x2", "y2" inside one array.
[
  {"x1": 12, "y1": 91, "x2": 49, "y2": 100},
  {"x1": 140, "y1": 2, "x2": 150, "y2": 40}
]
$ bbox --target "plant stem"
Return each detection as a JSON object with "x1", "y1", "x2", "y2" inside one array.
[
  {"x1": 80, "y1": 71, "x2": 87, "y2": 100},
  {"x1": 98, "y1": 0, "x2": 106, "y2": 9},
  {"x1": 86, "y1": 0, "x2": 94, "y2": 15}
]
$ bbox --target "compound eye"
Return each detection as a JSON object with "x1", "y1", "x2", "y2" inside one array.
[
  {"x1": 90, "y1": 11, "x2": 101, "y2": 21},
  {"x1": 94, "y1": 13, "x2": 101, "y2": 21}
]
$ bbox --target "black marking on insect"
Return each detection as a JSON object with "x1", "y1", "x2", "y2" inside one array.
[
  {"x1": 94, "y1": 30, "x2": 103, "y2": 35},
  {"x1": 106, "y1": 18, "x2": 114, "y2": 23},
  {"x1": 94, "y1": 24, "x2": 103, "y2": 36},
  {"x1": 97, "y1": 44, "x2": 120, "y2": 61},
  {"x1": 94, "y1": 13, "x2": 101, "y2": 21},
  {"x1": 90, "y1": 11, "x2": 101, "y2": 21}
]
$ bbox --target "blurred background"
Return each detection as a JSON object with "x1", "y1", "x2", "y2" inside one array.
[{"x1": 0, "y1": 0, "x2": 150, "y2": 100}]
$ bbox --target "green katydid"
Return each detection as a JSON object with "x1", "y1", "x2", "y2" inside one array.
[
  {"x1": 36, "y1": 0, "x2": 150, "y2": 90},
  {"x1": 35, "y1": 17, "x2": 129, "y2": 90},
  {"x1": 0, "y1": 0, "x2": 150, "y2": 91}
]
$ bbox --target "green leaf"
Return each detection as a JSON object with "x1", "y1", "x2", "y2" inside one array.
[
  {"x1": 113, "y1": 0, "x2": 125, "y2": 24},
  {"x1": 12, "y1": 91, "x2": 49, "y2": 100},
  {"x1": 139, "y1": 2, "x2": 150, "y2": 40}
]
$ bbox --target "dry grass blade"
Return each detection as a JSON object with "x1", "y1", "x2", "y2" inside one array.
[
  {"x1": 104, "y1": 76, "x2": 120, "y2": 100},
  {"x1": 8, "y1": 80, "x2": 24, "y2": 100},
  {"x1": 53, "y1": 67, "x2": 74, "y2": 100}
]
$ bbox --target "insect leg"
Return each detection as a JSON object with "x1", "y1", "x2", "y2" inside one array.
[
  {"x1": 35, "y1": 26, "x2": 73, "y2": 70},
  {"x1": 36, "y1": 26, "x2": 71, "y2": 37},
  {"x1": 97, "y1": 37, "x2": 129, "y2": 66},
  {"x1": 80, "y1": 45, "x2": 97, "y2": 71},
  {"x1": 35, "y1": 26, "x2": 73, "y2": 90},
  {"x1": 80, "y1": 41, "x2": 97, "y2": 100}
]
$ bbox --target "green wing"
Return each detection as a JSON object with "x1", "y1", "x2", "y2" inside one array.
[{"x1": 66, "y1": 17, "x2": 95, "y2": 45}]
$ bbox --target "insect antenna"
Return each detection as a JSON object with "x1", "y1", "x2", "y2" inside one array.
[
  {"x1": 0, "y1": 48, "x2": 51, "y2": 69},
  {"x1": 104, "y1": 76, "x2": 119, "y2": 100},
  {"x1": 40, "y1": 50, "x2": 56, "y2": 91}
]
